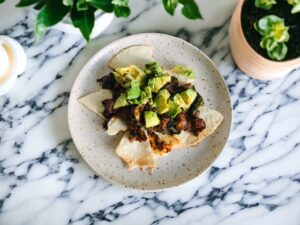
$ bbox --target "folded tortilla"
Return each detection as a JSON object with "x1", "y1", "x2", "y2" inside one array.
[
  {"x1": 109, "y1": 45, "x2": 154, "y2": 69},
  {"x1": 116, "y1": 131, "x2": 156, "y2": 170},
  {"x1": 175, "y1": 106, "x2": 224, "y2": 148},
  {"x1": 78, "y1": 90, "x2": 112, "y2": 120}
]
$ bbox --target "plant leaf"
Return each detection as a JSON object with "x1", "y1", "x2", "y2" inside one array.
[
  {"x1": 162, "y1": 0, "x2": 178, "y2": 15},
  {"x1": 35, "y1": 0, "x2": 71, "y2": 42},
  {"x1": 77, "y1": 0, "x2": 89, "y2": 11},
  {"x1": 180, "y1": 0, "x2": 202, "y2": 19},
  {"x1": 0, "y1": 0, "x2": 5, "y2": 3},
  {"x1": 114, "y1": 5, "x2": 130, "y2": 17},
  {"x1": 71, "y1": 4, "x2": 95, "y2": 41},
  {"x1": 112, "y1": 0, "x2": 128, "y2": 7},
  {"x1": 63, "y1": 0, "x2": 73, "y2": 6},
  {"x1": 291, "y1": 3, "x2": 300, "y2": 13},
  {"x1": 16, "y1": 0, "x2": 38, "y2": 7},
  {"x1": 86, "y1": 0, "x2": 114, "y2": 12},
  {"x1": 268, "y1": 42, "x2": 287, "y2": 60}
]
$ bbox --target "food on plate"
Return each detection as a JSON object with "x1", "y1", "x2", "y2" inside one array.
[{"x1": 79, "y1": 45, "x2": 224, "y2": 171}]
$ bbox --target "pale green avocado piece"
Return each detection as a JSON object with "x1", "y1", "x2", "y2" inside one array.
[
  {"x1": 181, "y1": 89, "x2": 197, "y2": 109},
  {"x1": 144, "y1": 111, "x2": 160, "y2": 128},
  {"x1": 140, "y1": 86, "x2": 152, "y2": 104},
  {"x1": 113, "y1": 65, "x2": 146, "y2": 88},
  {"x1": 167, "y1": 100, "x2": 182, "y2": 118},
  {"x1": 144, "y1": 62, "x2": 164, "y2": 76},
  {"x1": 173, "y1": 89, "x2": 197, "y2": 110},
  {"x1": 155, "y1": 89, "x2": 171, "y2": 114},
  {"x1": 113, "y1": 93, "x2": 128, "y2": 109},
  {"x1": 127, "y1": 80, "x2": 141, "y2": 100},
  {"x1": 173, "y1": 94, "x2": 186, "y2": 109},
  {"x1": 148, "y1": 75, "x2": 171, "y2": 93},
  {"x1": 172, "y1": 65, "x2": 195, "y2": 79}
]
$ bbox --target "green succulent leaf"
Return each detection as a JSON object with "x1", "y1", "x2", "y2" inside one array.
[
  {"x1": 267, "y1": 42, "x2": 288, "y2": 60},
  {"x1": 71, "y1": 4, "x2": 95, "y2": 42},
  {"x1": 255, "y1": 0, "x2": 276, "y2": 10},
  {"x1": 163, "y1": 0, "x2": 179, "y2": 16},
  {"x1": 86, "y1": 0, "x2": 114, "y2": 12},
  {"x1": 254, "y1": 15, "x2": 289, "y2": 61},
  {"x1": 179, "y1": 0, "x2": 202, "y2": 19},
  {"x1": 35, "y1": 0, "x2": 71, "y2": 42},
  {"x1": 287, "y1": 0, "x2": 300, "y2": 13},
  {"x1": 291, "y1": 3, "x2": 300, "y2": 13},
  {"x1": 16, "y1": 0, "x2": 38, "y2": 7}
]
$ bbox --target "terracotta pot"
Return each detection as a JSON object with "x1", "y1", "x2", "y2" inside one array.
[{"x1": 229, "y1": 0, "x2": 300, "y2": 80}]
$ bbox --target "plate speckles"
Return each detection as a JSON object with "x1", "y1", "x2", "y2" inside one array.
[{"x1": 68, "y1": 33, "x2": 232, "y2": 191}]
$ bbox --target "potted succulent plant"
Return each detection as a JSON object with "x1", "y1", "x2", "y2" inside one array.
[
  {"x1": 0, "y1": 0, "x2": 203, "y2": 42},
  {"x1": 229, "y1": 0, "x2": 300, "y2": 80}
]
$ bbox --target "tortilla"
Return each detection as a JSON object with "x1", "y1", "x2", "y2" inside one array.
[
  {"x1": 106, "y1": 117, "x2": 127, "y2": 136},
  {"x1": 116, "y1": 131, "x2": 156, "y2": 170},
  {"x1": 78, "y1": 90, "x2": 112, "y2": 120},
  {"x1": 109, "y1": 45, "x2": 154, "y2": 69},
  {"x1": 150, "y1": 132, "x2": 179, "y2": 157},
  {"x1": 167, "y1": 69, "x2": 195, "y2": 85},
  {"x1": 175, "y1": 106, "x2": 224, "y2": 148}
]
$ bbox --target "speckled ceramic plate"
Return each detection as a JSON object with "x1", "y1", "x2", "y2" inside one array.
[{"x1": 68, "y1": 33, "x2": 232, "y2": 191}]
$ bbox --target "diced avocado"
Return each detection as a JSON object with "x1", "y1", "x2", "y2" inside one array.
[
  {"x1": 144, "y1": 62, "x2": 164, "y2": 76},
  {"x1": 127, "y1": 80, "x2": 141, "y2": 100},
  {"x1": 140, "y1": 86, "x2": 152, "y2": 104},
  {"x1": 173, "y1": 89, "x2": 197, "y2": 110},
  {"x1": 144, "y1": 111, "x2": 160, "y2": 128},
  {"x1": 113, "y1": 93, "x2": 128, "y2": 109},
  {"x1": 113, "y1": 65, "x2": 146, "y2": 88},
  {"x1": 173, "y1": 94, "x2": 186, "y2": 109},
  {"x1": 180, "y1": 89, "x2": 197, "y2": 109},
  {"x1": 172, "y1": 65, "x2": 195, "y2": 79},
  {"x1": 155, "y1": 89, "x2": 170, "y2": 114},
  {"x1": 148, "y1": 75, "x2": 171, "y2": 93},
  {"x1": 167, "y1": 100, "x2": 182, "y2": 118}
]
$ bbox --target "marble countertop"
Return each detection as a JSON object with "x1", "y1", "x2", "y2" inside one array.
[{"x1": 1, "y1": 0, "x2": 300, "y2": 224}]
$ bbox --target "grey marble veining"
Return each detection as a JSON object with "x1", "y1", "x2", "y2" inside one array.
[{"x1": 0, "y1": 0, "x2": 300, "y2": 224}]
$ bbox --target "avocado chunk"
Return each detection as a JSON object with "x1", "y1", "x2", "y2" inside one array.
[
  {"x1": 127, "y1": 80, "x2": 141, "y2": 100},
  {"x1": 113, "y1": 93, "x2": 128, "y2": 109},
  {"x1": 144, "y1": 111, "x2": 160, "y2": 128},
  {"x1": 167, "y1": 100, "x2": 182, "y2": 118},
  {"x1": 113, "y1": 65, "x2": 146, "y2": 88},
  {"x1": 148, "y1": 75, "x2": 171, "y2": 93},
  {"x1": 144, "y1": 62, "x2": 164, "y2": 76},
  {"x1": 155, "y1": 89, "x2": 170, "y2": 114},
  {"x1": 173, "y1": 89, "x2": 197, "y2": 110},
  {"x1": 172, "y1": 65, "x2": 195, "y2": 79}
]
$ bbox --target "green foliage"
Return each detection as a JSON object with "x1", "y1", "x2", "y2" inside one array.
[
  {"x1": 1, "y1": 0, "x2": 202, "y2": 42},
  {"x1": 255, "y1": 0, "x2": 276, "y2": 10},
  {"x1": 287, "y1": 0, "x2": 300, "y2": 13},
  {"x1": 163, "y1": 0, "x2": 202, "y2": 19},
  {"x1": 254, "y1": 15, "x2": 290, "y2": 60}
]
